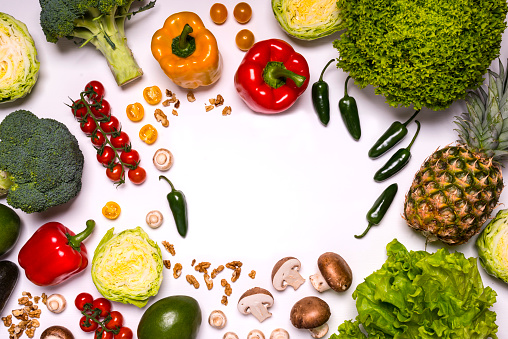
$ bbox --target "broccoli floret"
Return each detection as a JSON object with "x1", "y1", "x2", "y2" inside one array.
[
  {"x1": 39, "y1": 0, "x2": 156, "y2": 86},
  {"x1": 0, "y1": 110, "x2": 84, "y2": 214}
]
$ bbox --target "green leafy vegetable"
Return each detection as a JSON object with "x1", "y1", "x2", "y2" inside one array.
[
  {"x1": 330, "y1": 239, "x2": 498, "y2": 338},
  {"x1": 477, "y1": 209, "x2": 508, "y2": 284},
  {"x1": 333, "y1": 0, "x2": 508, "y2": 110},
  {"x1": 0, "y1": 12, "x2": 40, "y2": 103}
]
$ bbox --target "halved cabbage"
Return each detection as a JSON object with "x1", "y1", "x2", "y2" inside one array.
[
  {"x1": 92, "y1": 227, "x2": 163, "y2": 308},
  {"x1": 476, "y1": 209, "x2": 508, "y2": 284},
  {"x1": 0, "y1": 13, "x2": 39, "y2": 103},
  {"x1": 271, "y1": 0, "x2": 342, "y2": 40}
]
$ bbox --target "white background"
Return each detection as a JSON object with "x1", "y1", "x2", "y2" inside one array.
[{"x1": 1, "y1": 1, "x2": 508, "y2": 338}]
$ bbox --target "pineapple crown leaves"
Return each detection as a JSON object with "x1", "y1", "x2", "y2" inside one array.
[{"x1": 454, "y1": 58, "x2": 508, "y2": 160}]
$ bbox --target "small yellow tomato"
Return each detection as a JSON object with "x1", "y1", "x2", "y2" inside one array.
[
  {"x1": 235, "y1": 29, "x2": 255, "y2": 51},
  {"x1": 102, "y1": 201, "x2": 121, "y2": 220},
  {"x1": 139, "y1": 124, "x2": 158, "y2": 144},
  {"x1": 126, "y1": 102, "x2": 145, "y2": 122},
  {"x1": 233, "y1": 2, "x2": 252, "y2": 24},
  {"x1": 210, "y1": 3, "x2": 228, "y2": 24},
  {"x1": 143, "y1": 86, "x2": 162, "y2": 105}
]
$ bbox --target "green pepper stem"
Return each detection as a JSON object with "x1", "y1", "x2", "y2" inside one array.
[
  {"x1": 319, "y1": 59, "x2": 335, "y2": 82},
  {"x1": 355, "y1": 223, "x2": 373, "y2": 239},
  {"x1": 179, "y1": 24, "x2": 193, "y2": 49},
  {"x1": 172, "y1": 24, "x2": 196, "y2": 58},
  {"x1": 405, "y1": 120, "x2": 421, "y2": 151},
  {"x1": 263, "y1": 61, "x2": 306, "y2": 89},
  {"x1": 402, "y1": 109, "x2": 421, "y2": 127},
  {"x1": 344, "y1": 76, "x2": 352, "y2": 97},
  {"x1": 67, "y1": 219, "x2": 95, "y2": 251},
  {"x1": 159, "y1": 175, "x2": 176, "y2": 192}
]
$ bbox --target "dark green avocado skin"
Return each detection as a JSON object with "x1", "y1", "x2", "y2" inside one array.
[
  {"x1": 137, "y1": 295, "x2": 202, "y2": 339},
  {"x1": 0, "y1": 260, "x2": 19, "y2": 314},
  {"x1": 0, "y1": 203, "x2": 20, "y2": 257}
]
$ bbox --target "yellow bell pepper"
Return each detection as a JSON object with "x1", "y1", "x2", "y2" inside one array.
[{"x1": 151, "y1": 12, "x2": 222, "y2": 89}]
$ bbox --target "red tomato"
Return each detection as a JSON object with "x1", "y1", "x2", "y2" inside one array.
[
  {"x1": 106, "y1": 164, "x2": 124, "y2": 182},
  {"x1": 80, "y1": 315, "x2": 98, "y2": 332},
  {"x1": 128, "y1": 166, "x2": 146, "y2": 185},
  {"x1": 105, "y1": 311, "x2": 124, "y2": 331},
  {"x1": 95, "y1": 328, "x2": 114, "y2": 339},
  {"x1": 97, "y1": 146, "x2": 116, "y2": 166},
  {"x1": 85, "y1": 80, "x2": 105, "y2": 101},
  {"x1": 110, "y1": 131, "x2": 130, "y2": 149},
  {"x1": 75, "y1": 293, "x2": 94, "y2": 311},
  {"x1": 114, "y1": 327, "x2": 133, "y2": 339},
  {"x1": 100, "y1": 116, "x2": 121, "y2": 133},
  {"x1": 120, "y1": 149, "x2": 140, "y2": 167},
  {"x1": 91, "y1": 131, "x2": 106, "y2": 147},
  {"x1": 80, "y1": 116, "x2": 97, "y2": 135},
  {"x1": 92, "y1": 298, "x2": 112, "y2": 318},
  {"x1": 91, "y1": 99, "x2": 111, "y2": 119},
  {"x1": 72, "y1": 99, "x2": 88, "y2": 119}
]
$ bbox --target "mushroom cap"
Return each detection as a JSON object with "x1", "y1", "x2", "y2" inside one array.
[
  {"x1": 40, "y1": 325, "x2": 74, "y2": 339},
  {"x1": 290, "y1": 296, "x2": 330, "y2": 330},
  {"x1": 208, "y1": 309, "x2": 227, "y2": 329},
  {"x1": 153, "y1": 148, "x2": 174, "y2": 171},
  {"x1": 46, "y1": 294, "x2": 67, "y2": 313},
  {"x1": 238, "y1": 287, "x2": 274, "y2": 311},
  {"x1": 317, "y1": 252, "x2": 352, "y2": 292},
  {"x1": 272, "y1": 256, "x2": 305, "y2": 291},
  {"x1": 272, "y1": 257, "x2": 300, "y2": 280},
  {"x1": 270, "y1": 328, "x2": 290, "y2": 339},
  {"x1": 146, "y1": 210, "x2": 164, "y2": 228},
  {"x1": 223, "y1": 332, "x2": 239, "y2": 339},
  {"x1": 247, "y1": 329, "x2": 265, "y2": 339}
]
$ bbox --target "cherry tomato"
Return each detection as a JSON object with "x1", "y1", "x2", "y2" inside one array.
[
  {"x1": 235, "y1": 29, "x2": 255, "y2": 51},
  {"x1": 105, "y1": 311, "x2": 124, "y2": 331},
  {"x1": 95, "y1": 328, "x2": 114, "y2": 339},
  {"x1": 126, "y1": 102, "x2": 144, "y2": 122},
  {"x1": 120, "y1": 149, "x2": 140, "y2": 167},
  {"x1": 72, "y1": 99, "x2": 88, "y2": 119},
  {"x1": 114, "y1": 327, "x2": 133, "y2": 339},
  {"x1": 106, "y1": 164, "x2": 124, "y2": 183},
  {"x1": 233, "y1": 2, "x2": 252, "y2": 24},
  {"x1": 143, "y1": 86, "x2": 162, "y2": 105},
  {"x1": 110, "y1": 131, "x2": 131, "y2": 149},
  {"x1": 91, "y1": 99, "x2": 112, "y2": 119},
  {"x1": 100, "y1": 116, "x2": 121, "y2": 133},
  {"x1": 92, "y1": 298, "x2": 112, "y2": 318},
  {"x1": 80, "y1": 315, "x2": 98, "y2": 332},
  {"x1": 75, "y1": 293, "x2": 94, "y2": 311},
  {"x1": 210, "y1": 3, "x2": 227, "y2": 24},
  {"x1": 80, "y1": 116, "x2": 97, "y2": 135},
  {"x1": 102, "y1": 201, "x2": 121, "y2": 220},
  {"x1": 97, "y1": 146, "x2": 116, "y2": 166},
  {"x1": 85, "y1": 80, "x2": 105, "y2": 101},
  {"x1": 91, "y1": 131, "x2": 107, "y2": 147},
  {"x1": 128, "y1": 166, "x2": 146, "y2": 185},
  {"x1": 139, "y1": 124, "x2": 158, "y2": 144}
]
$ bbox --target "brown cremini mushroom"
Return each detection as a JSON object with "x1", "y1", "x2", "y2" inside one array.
[
  {"x1": 208, "y1": 309, "x2": 227, "y2": 329},
  {"x1": 223, "y1": 332, "x2": 239, "y2": 339},
  {"x1": 247, "y1": 329, "x2": 265, "y2": 339},
  {"x1": 46, "y1": 294, "x2": 67, "y2": 313},
  {"x1": 237, "y1": 287, "x2": 274, "y2": 322},
  {"x1": 153, "y1": 148, "x2": 174, "y2": 171},
  {"x1": 290, "y1": 296, "x2": 331, "y2": 338},
  {"x1": 309, "y1": 252, "x2": 352, "y2": 293},
  {"x1": 40, "y1": 325, "x2": 74, "y2": 339},
  {"x1": 146, "y1": 210, "x2": 164, "y2": 228},
  {"x1": 270, "y1": 328, "x2": 290, "y2": 339},
  {"x1": 272, "y1": 257, "x2": 305, "y2": 291}
]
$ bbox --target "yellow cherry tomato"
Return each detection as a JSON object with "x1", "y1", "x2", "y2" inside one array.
[
  {"x1": 235, "y1": 29, "x2": 255, "y2": 51},
  {"x1": 210, "y1": 3, "x2": 228, "y2": 24},
  {"x1": 102, "y1": 201, "x2": 121, "y2": 220},
  {"x1": 233, "y1": 2, "x2": 252, "y2": 24},
  {"x1": 126, "y1": 102, "x2": 145, "y2": 122},
  {"x1": 143, "y1": 86, "x2": 162, "y2": 105},
  {"x1": 139, "y1": 124, "x2": 158, "y2": 144}
]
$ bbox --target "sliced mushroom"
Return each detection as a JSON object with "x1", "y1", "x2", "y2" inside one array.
[
  {"x1": 290, "y1": 296, "x2": 331, "y2": 338},
  {"x1": 272, "y1": 257, "x2": 305, "y2": 291},
  {"x1": 237, "y1": 287, "x2": 274, "y2": 322},
  {"x1": 223, "y1": 332, "x2": 239, "y2": 339},
  {"x1": 40, "y1": 325, "x2": 74, "y2": 339},
  {"x1": 208, "y1": 309, "x2": 227, "y2": 329},
  {"x1": 247, "y1": 329, "x2": 265, "y2": 339},
  {"x1": 146, "y1": 210, "x2": 164, "y2": 228},
  {"x1": 309, "y1": 252, "x2": 352, "y2": 293},
  {"x1": 153, "y1": 148, "x2": 174, "y2": 171},
  {"x1": 270, "y1": 328, "x2": 290, "y2": 339},
  {"x1": 46, "y1": 294, "x2": 66, "y2": 314}
]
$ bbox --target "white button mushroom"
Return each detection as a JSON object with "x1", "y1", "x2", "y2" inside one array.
[
  {"x1": 272, "y1": 257, "x2": 305, "y2": 291},
  {"x1": 247, "y1": 329, "x2": 265, "y2": 339},
  {"x1": 270, "y1": 328, "x2": 290, "y2": 339},
  {"x1": 146, "y1": 210, "x2": 163, "y2": 229},
  {"x1": 237, "y1": 287, "x2": 274, "y2": 323},
  {"x1": 290, "y1": 296, "x2": 331, "y2": 338},
  {"x1": 309, "y1": 252, "x2": 352, "y2": 293},
  {"x1": 208, "y1": 309, "x2": 227, "y2": 329},
  {"x1": 45, "y1": 294, "x2": 67, "y2": 314},
  {"x1": 223, "y1": 332, "x2": 239, "y2": 339},
  {"x1": 153, "y1": 148, "x2": 174, "y2": 171}
]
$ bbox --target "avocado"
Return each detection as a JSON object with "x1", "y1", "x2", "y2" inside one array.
[
  {"x1": 0, "y1": 203, "x2": 20, "y2": 257},
  {"x1": 137, "y1": 295, "x2": 201, "y2": 339},
  {"x1": 0, "y1": 260, "x2": 19, "y2": 314}
]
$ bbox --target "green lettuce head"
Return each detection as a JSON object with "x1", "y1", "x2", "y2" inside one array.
[
  {"x1": 477, "y1": 209, "x2": 508, "y2": 284},
  {"x1": 272, "y1": 0, "x2": 342, "y2": 40},
  {"x1": 92, "y1": 227, "x2": 163, "y2": 308},
  {"x1": 0, "y1": 13, "x2": 40, "y2": 103}
]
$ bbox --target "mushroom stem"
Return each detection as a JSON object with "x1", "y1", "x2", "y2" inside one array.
[
  {"x1": 309, "y1": 272, "x2": 331, "y2": 292},
  {"x1": 284, "y1": 269, "x2": 306, "y2": 290},
  {"x1": 309, "y1": 323, "x2": 329, "y2": 338},
  {"x1": 249, "y1": 303, "x2": 272, "y2": 323}
]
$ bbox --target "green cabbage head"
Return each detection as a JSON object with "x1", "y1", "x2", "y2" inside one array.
[
  {"x1": 92, "y1": 227, "x2": 163, "y2": 308},
  {"x1": 477, "y1": 209, "x2": 508, "y2": 284},
  {"x1": 0, "y1": 13, "x2": 40, "y2": 103}
]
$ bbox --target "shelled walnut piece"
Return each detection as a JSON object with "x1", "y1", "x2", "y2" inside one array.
[
  {"x1": 161, "y1": 241, "x2": 176, "y2": 256},
  {"x1": 3, "y1": 291, "x2": 44, "y2": 339}
]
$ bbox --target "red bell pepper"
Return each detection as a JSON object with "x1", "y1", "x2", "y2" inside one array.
[
  {"x1": 18, "y1": 220, "x2": 95, "y2": 286},
  {"x1": 234, "y1": 38, "x2": 310, "y2": 114}
]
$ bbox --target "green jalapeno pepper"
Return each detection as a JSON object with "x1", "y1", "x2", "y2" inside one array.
[
  {"x1": 312, "y1": 59, "x2": 335, "y2": 126},
  {"x1": 368, "y1": 109, "x2": 420, "y2": 159},
  {"x1": 159, "y1": 175, "x2": 188, "y2": 237},
  {"x1": 339, "y1": 76, "x2": 361, "y2": 140},
  {"x1": 355, "y1": 183, "x2": 398, "y2": 239},
  {"x1": 374, "y1": 120, "x2": 421, "y2": 182}
]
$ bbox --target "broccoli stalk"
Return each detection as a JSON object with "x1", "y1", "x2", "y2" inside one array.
[{"x1": 40, "y1": 0, "x2": 156, "y2": 86}]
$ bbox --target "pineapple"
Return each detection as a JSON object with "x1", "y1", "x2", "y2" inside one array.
[{"x1": 404, "y1": 59, "x2": 508, "y2": 245}]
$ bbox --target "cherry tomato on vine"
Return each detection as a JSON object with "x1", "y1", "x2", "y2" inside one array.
[
  {"x1": 128, "y1": 166, "x2": 146, "y2": 185},
  {"x1": 80, "y1": 116, "x2": 97, "y2": 135},
  {"x1": 85, "y1": 80, "x2": 105, "y2": 101},
  {"x1": 111, "y1": 131, "x2": 131, "y2": 149},
  {"x1": 105, "y1": 311, "x2": 124, "y2": 330},
  {"x1": 126, "y1": 102, "x2": 144, "y2": 122},
  {"x1": 120, "y1": 149, "x2": 140, "y2": 167},
  {"x1": 97, "y1": 146, "x2": 116, "y2": 166},
  {"x1": 143, "y1": 86, "x2": 162, "y2": 105},
  {"x1": 72, "y1": 99, "x2": 88, "y2": 119},
  {"x1": 91, "y1": 99, "x2": 112, "y2": 119},
  {"x1": 106, "y1": 164, "x2": 124, "y2": 182},
  {"x1": 80, "y1": 315, "x2": 98, "y2": 332},
  {"x1": 114, "y1": 327, "x2": 133, "y2": 339},
  {"x1": 210, "y1": 3, "x2": 227, "y2": 24},
  {"x1": 92, "y1": 298, "x2": 112, "y2": 317},
  {"x1": 75, "y1": 293, "x2": 94, "y2": 311},
  {"x1": 95, "y1": 328, "x2": 114, "y2": 339},
  {"x1": 91, "y1": 131, "x2": 107, "y2": 147},
  {"x1": 233, "y1": 2, "x2": 252, "y2": 23},
  {"x1": 100, "y1": 116, "x2": 121, "y2": 133}
]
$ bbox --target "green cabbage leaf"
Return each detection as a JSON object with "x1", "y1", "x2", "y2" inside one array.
[
  {"x1": 331, "y1": 239, "x2": 498, "y2": 338},
  {"x1": 91, "y1": 227, "x2": 163, "y2": 308},
  {"x1": 477, "y1": 209, "x2": 508, "y2": 284}
]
